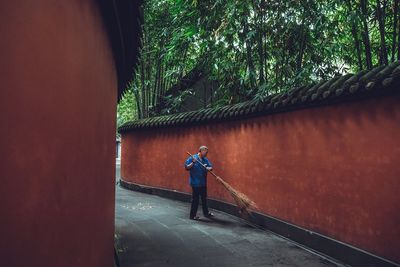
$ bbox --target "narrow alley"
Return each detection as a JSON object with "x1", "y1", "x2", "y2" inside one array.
[{"x1": 115, "y1": 167, "x2": 342, "y2": 267}]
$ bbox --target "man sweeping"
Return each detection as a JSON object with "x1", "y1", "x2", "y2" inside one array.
[{"x1": 184, "y1": 145, "x2": 214, "y2": 220}]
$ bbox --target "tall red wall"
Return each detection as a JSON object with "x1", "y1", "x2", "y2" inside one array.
[
  {"x1": 121, "y1": 95, "x2": 400, "y2": 263},
  {"x1": 0, "y1": 1, "x2": 117, "y2": 266}
]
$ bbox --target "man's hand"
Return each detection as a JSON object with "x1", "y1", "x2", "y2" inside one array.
[
  {"x1": 206, "y1": 166, "x2": 213, "y2": 171},
  {"x1": 185, "y1": 157, "x2": 196, "y2": 170}
]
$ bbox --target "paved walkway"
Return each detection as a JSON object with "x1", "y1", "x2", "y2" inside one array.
[{"x1": 115, "y1": 168, "x2": 342, "y2": 267}]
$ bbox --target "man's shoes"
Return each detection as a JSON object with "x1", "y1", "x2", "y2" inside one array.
[
  {"x1": 204, "y1": 212, "x2": 214, "y2": 218},
  {"x1": 190, "y1": 216, "x2": 200, "y2": 220}
]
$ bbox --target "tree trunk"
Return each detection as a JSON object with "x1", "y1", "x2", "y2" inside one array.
[
  {"x1": 140, "y1": 28, "x2": 149, "y2": 118},
  {"x1": 296, "y1": 15, "x2": 307, "y2": 73},
  {"x1": 132, "y1": 79, "x2": 142, "y2": 119},
  {"x1": 178, "y1": 43, "x2": 189, "y2": 82},
  {"x1": 254, "y1": 0, "x2": 265, "y2": 84},
  {"x1": 140, "y1": 57, "x2": 146, "y2": 119},
  {"x1": 392, "y1": 0, "x2": 399, "y2": 61},
  {"x1": 153, "y1": 50, "x2": 161, "y2": 106},
  {"x1": 146, "y1": 32, "x2": 152, "y2": 116},
  {"x1": 376, "y1": 0, "x2": 388, "y2": 65},
  {"x1": 397, "y1": 0, "x2": 400, "y2": 60},
  {"x1": 153, "y1": 38, "x2": 164, "y2": 107},
  {"x1": 360, "y1": 0, "x2": 373, "y2": 68},
  {"x1": 157, "y1": 61, "x2": 164, "y2": 105},
  {"x1": 347, "y1": 0, "x2": 363, "y2": 70},
  {"x1": 242, "y1": 8, "x2": 256, "y2": 89}
]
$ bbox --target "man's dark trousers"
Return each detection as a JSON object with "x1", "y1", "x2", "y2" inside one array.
[{"x1": 190, "y1": 185, "x2": 209, "y2": 218}]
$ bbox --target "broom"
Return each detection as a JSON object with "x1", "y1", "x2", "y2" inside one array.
[{"x1": 186, "y1": 151, "x2": 257, "y2": 217}]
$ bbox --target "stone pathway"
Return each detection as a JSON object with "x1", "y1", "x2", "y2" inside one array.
[{"x1": 115, "y1": 168, "x2": 342, "y2": 267}]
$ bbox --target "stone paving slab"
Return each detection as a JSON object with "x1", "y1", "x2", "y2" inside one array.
[
  {"x1": 115, "y1": 180, "x2": 343, "y2": 267},
  {"x1": 115, "y1": 167, "x2": 342, "y2": 267}
]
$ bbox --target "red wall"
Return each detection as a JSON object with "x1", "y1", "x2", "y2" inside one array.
[
  {"x1": 0, "y1": 1, "x2": 117, "y2": 266},
  {"x1": 121, "y1": 95, "x2": 400, "y2": 263}
]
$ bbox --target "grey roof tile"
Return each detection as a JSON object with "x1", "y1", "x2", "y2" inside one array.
[{"x1": 119, "y1": 62, "x2": 400, "y2": 133}]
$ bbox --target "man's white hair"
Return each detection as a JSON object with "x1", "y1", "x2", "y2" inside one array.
[{"x1": 199, "y1": 145, "x2": 208, "y2": 151}]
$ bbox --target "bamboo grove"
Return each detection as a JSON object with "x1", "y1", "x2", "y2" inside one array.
[{"x1": 117, "y1": 0, "x2": 400, "y2": 124}]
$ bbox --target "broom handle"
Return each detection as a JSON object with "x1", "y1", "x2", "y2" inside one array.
[{"x1": 186, "y1": 151, "x2": 221, "y2": 181}]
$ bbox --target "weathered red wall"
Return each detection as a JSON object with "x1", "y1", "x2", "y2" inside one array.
[
  {"x1": 0, "y1": 1, "x2": 117, "y2": 266},
  {"x1": 121, "y1": 95, "x2": 400, "y2": 263}
]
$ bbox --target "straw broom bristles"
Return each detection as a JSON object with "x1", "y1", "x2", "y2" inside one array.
[
  {"x1": 186, "y1": 152, "x2": 257, "y2": 217},
  {"x1": 214, "y1": 175, "x2": 257, "y2": 216}
]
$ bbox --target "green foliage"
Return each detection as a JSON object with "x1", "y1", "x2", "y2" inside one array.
[
  {"x1": 117, "y1": 0, "x2": 400, "y2": 120},
  {"x1": 117, "y1": 88, "x2": 138, "y2": 127}
]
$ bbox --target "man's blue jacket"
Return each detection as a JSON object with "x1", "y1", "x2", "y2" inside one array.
[{"x1": 184, "y1": 154, "x2": 213, "y2": 187}]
